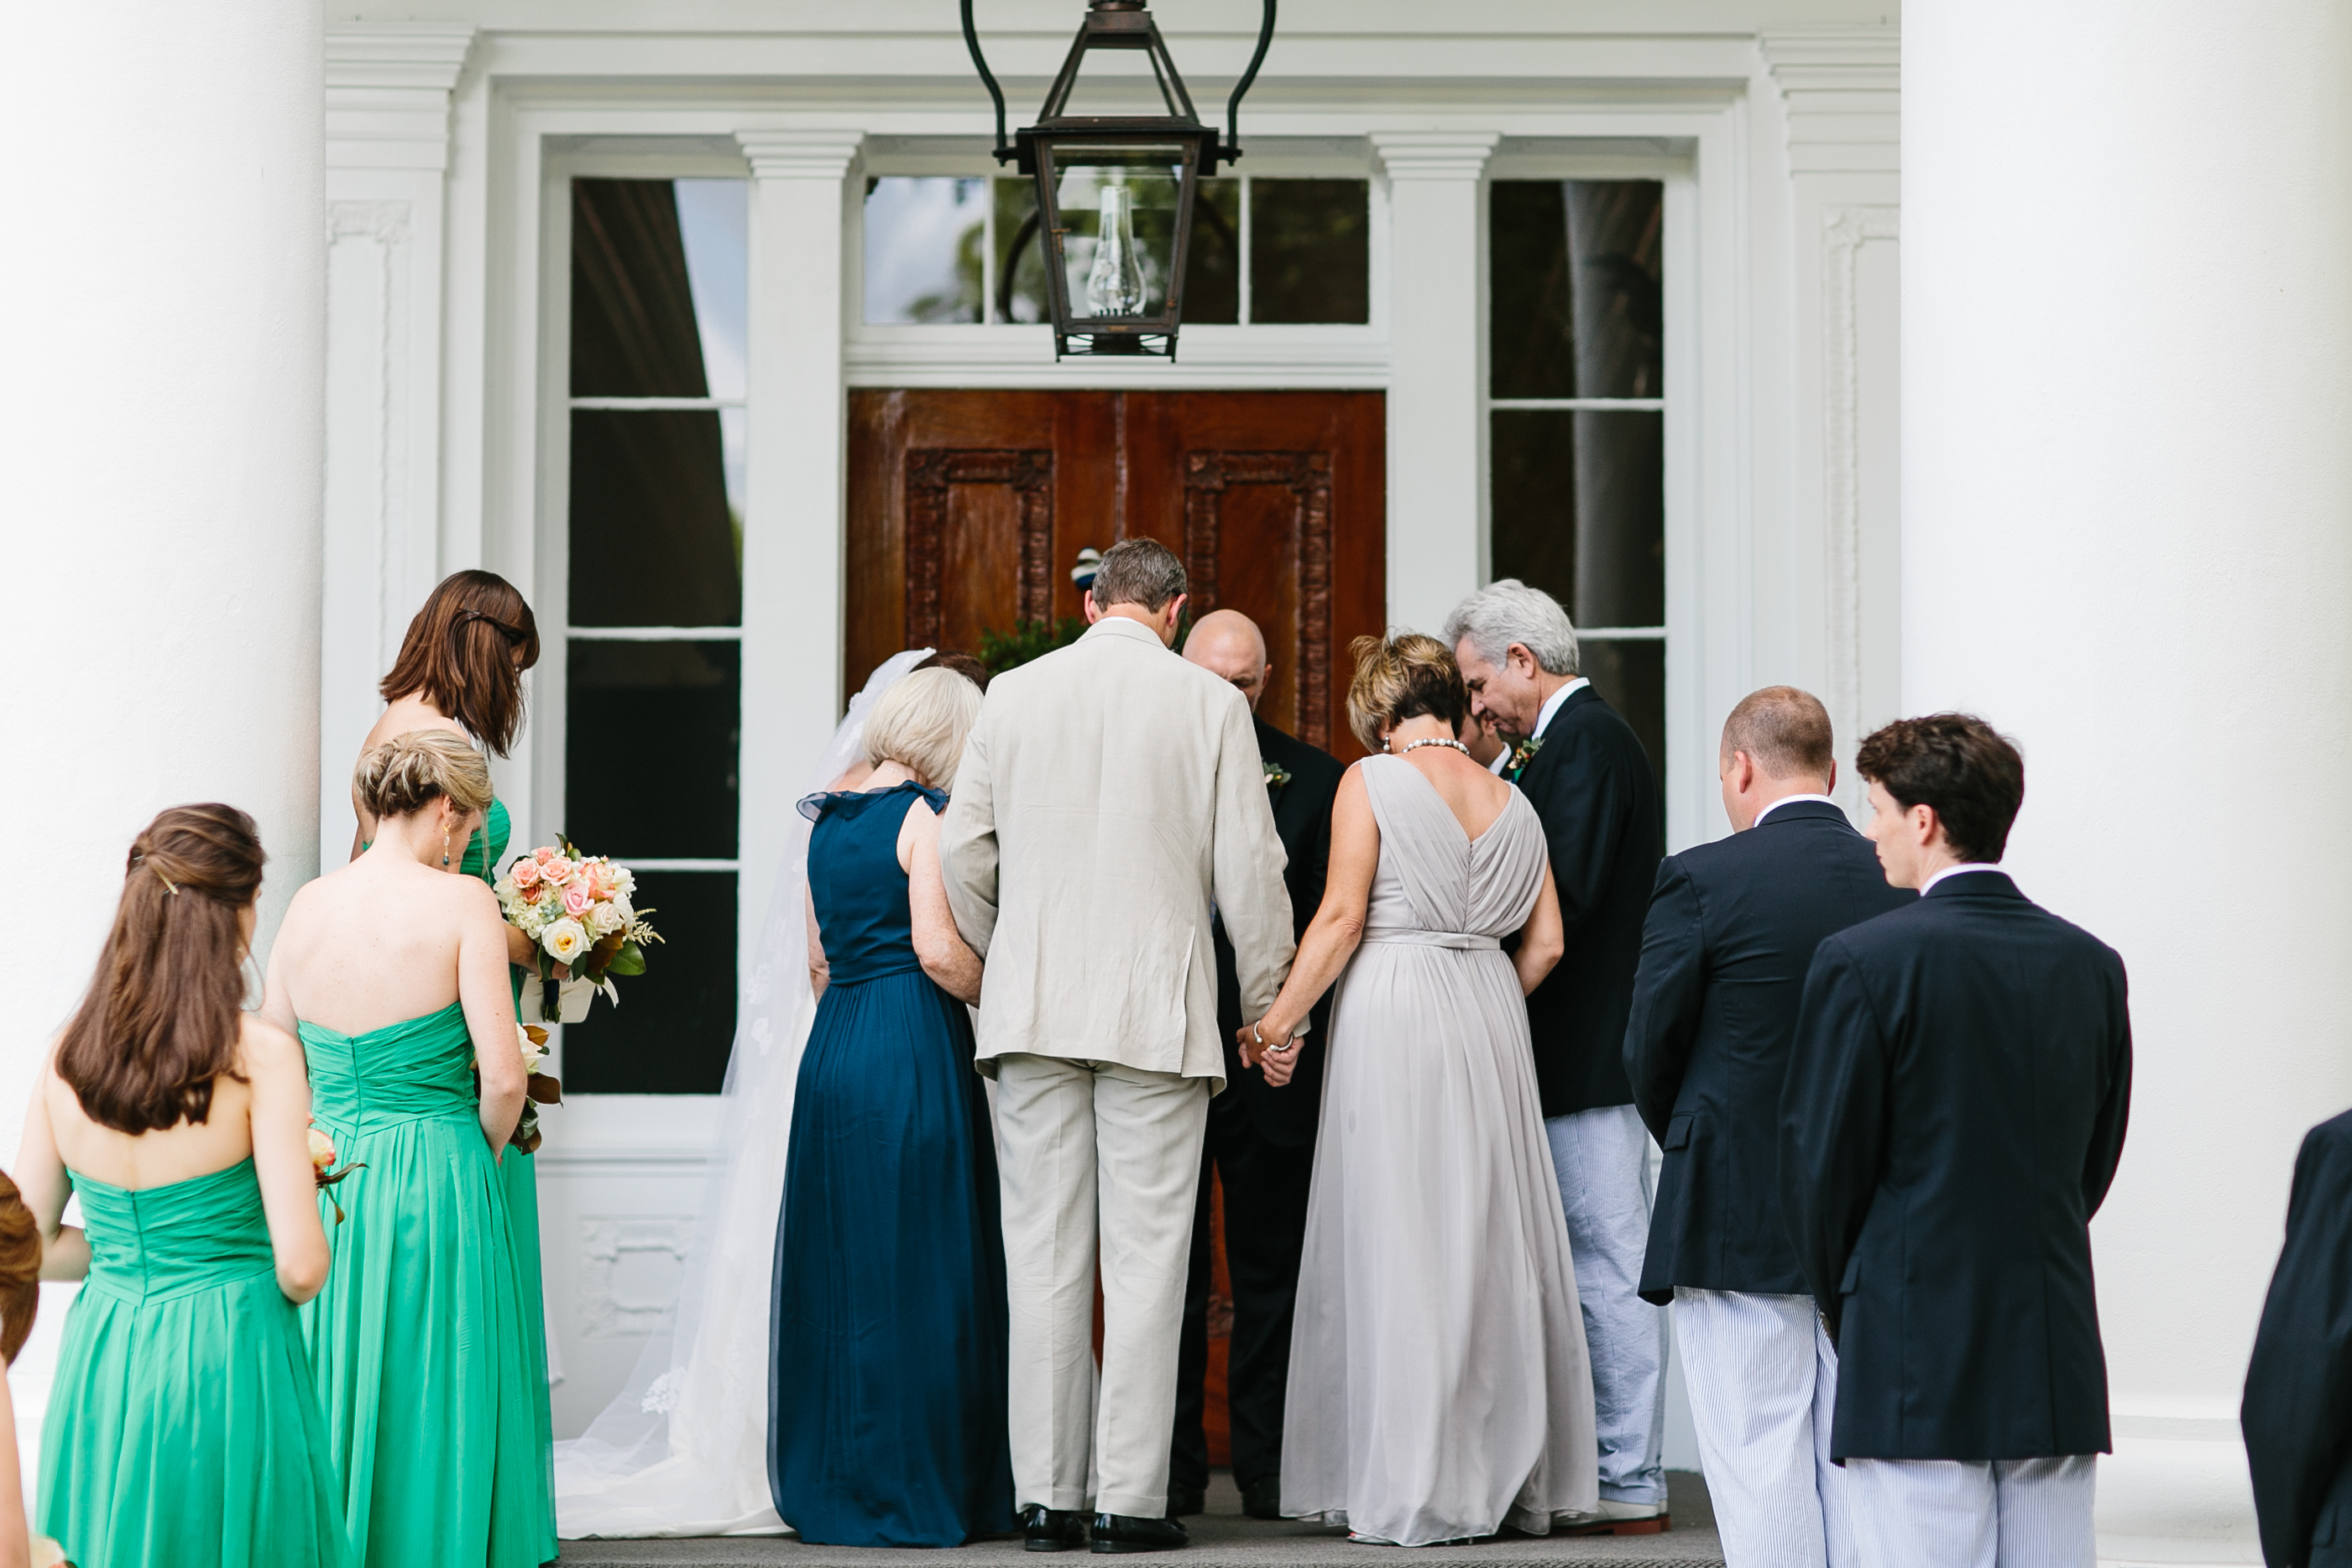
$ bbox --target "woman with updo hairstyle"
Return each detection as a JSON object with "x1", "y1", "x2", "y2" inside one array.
[
  {"x1": 261, "y1": 731, "x2": 547, "y2": 1568},
  {"x1": 766, "y1": 666, "x2": 1016, "y2": 1545},
  {"x1": 1238, "y1": 632, "x2": 1602, "y2": 1544},
  {"x1": 351, "y1": 570, "x2": 557, "y2": 1560},
  {"x1": 15, "y1": 806, "x2": 347, "y2": 1568}
]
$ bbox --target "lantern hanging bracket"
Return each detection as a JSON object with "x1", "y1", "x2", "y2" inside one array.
[
  {"x1": 959, "y1": 0, "x2": 1013, "y2": 162},
  {"x1": 1221, "y1": 0, "x2": 1278, "y2": 166}
]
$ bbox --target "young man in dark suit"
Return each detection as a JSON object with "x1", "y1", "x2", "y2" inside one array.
[
  {"x1": 1167, "y1": 610, "x2": 1345, "y2": 1521},
  {"x1": 1781, "y1": 713, "x2": 2132, "y2": 1568},
  {"x1": 1624, "y1": 686, "x2": 1913, "y2": 1565},
  {"x1": 1446, "y1": 578, "x2": 1668, "y2": 1529},
  {"x1": 2242, "y1": 1110, "x2": 2352, "y2": 1568}
]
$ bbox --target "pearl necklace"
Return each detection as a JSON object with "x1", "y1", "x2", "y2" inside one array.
[{"x1": 1398, "y1": 737, "x2": 1471, "y2": 758}]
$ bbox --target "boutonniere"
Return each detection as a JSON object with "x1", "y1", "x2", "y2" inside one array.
[
  {"x1": 1505, "y1": 736, "x2": 1544, "y2": 780},
  {"x1": 1262, "y1": 759, "x2": 1293, "y2": 791}
]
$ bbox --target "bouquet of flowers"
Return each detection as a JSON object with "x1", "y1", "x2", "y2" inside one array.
[
  {"x1": 308, "y1": 1125, "x2": 364, "y2": 1225},
  {"x1": 494, "y1": 838, "x2": 661, "y2": 1022},
  {"x1": 510, "y1": 1022, "x2": 562, "y2": 1154}
]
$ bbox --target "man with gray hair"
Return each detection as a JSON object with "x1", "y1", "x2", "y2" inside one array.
[
  {"x1": 942, "y1": 538, "x2": 1298, "y2": 1555},
  {"x1": 1445, "y1": 578, "x2": 1668, "y2": 1531}
]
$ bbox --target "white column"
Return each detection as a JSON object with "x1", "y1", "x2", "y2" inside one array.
[
  {"x1": 735, "y1": 130, "x2": 862, "y2": 973},
  {"x1": 320, "y1": 24, "x2": 474, "y2": 866},
  {"x1": 1905, "y1": 5, "x2": 2352, "y2": 1559},
  {"x1": 0, "y1": 0, "x2": 325, "y2": 1433},
  {"x1": 1372, "y1": 131, "x2": 1499, "y2": 636}
]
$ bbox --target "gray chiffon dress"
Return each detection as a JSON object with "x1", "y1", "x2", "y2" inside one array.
[{"x1": 1280, "y1": 755, "x2": 1600, "y2": 1545}]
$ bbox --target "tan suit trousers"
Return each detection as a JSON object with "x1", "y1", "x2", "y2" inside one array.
[{"x1": 995, "y1": 1053, "x2": 1210, "y2": 1519}]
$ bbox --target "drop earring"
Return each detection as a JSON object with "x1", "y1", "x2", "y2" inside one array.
[{"x1": 442, "y1": 825, "x2": 452, "y2": 868}]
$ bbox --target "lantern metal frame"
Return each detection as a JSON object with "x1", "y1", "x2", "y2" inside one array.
[{"x1": 960, "y1": 0, "x2": 1278, "y2": 358}]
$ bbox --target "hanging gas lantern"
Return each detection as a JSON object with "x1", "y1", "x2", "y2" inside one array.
[{"x1": 961, "y1": 0, "x2": 1277, "y2": 358}]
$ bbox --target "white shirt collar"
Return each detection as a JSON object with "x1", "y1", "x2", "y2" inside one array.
[
  {"x1": 1751, "y1": 792, "x2": 1837, "y2": 828},
  {"x1": 1487, "y1": 748, "x2": 1509, "y2": 776},
  {"x1": 1531, "y1": 676, "x2": 1590, "y2": 741},
  {"x1": 1920, "y1": 863, "x2": 2006, "y2": 895}
]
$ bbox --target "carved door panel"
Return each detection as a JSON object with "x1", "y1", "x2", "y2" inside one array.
[{"x1": 847, "y1": 389, "x2": 1385, "y2": 758}]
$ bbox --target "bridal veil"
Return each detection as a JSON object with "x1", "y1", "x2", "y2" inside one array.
[{"x1": 552, "y1": 648, "x2": 934, "y2": 1537}]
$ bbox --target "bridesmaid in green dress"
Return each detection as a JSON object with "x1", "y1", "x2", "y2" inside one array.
[
  {"x1": 17, "y1": 804, "x2": 348, "y2": 1568},
  {"x1": 354, "y1": 569, "x2": 557, "y2": 1560},
  {"x1": 269, "y1": 731, "x2": 548, "y2": 1568}
]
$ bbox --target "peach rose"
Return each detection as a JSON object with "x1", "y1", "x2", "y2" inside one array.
[
  {"x1": 307, "y1": 1126, "x2": 337, "y2": 1174},
  {"x1": 513, "y1": 860, "x2": 541, "y2": 889},
  {"x1": 533, "y1": 845, "x2": 556, "y2": 864},
  {"x1": 543, "y1": 857, "x2": 577, "y2": 886}
]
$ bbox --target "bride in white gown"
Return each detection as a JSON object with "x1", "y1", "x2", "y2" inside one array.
[{"x1": 553, "y1": 649, "x2": 933, "y2": 1538}]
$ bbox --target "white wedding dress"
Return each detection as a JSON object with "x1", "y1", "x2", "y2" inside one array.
[{"x1": 551, "y1": 649, "x2": 933, "y2": 1538}]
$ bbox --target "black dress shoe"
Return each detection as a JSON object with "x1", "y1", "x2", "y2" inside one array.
[
  {"x1": 1166, "y1": 1484, "x2": 1205, "y2": 1519},
  {"x1": 1240, "y1": 1475, "x2": 1283, "y2": 1520},
  {"x1": 1024, "y1": 1506, "x2": 1090, "y2": 1552},
  {"x1": 1091, "y1": 1513, "x2": 1189, "y2": 1553}
]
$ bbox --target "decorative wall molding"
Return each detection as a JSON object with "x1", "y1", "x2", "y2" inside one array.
[
  {"x1": 1760, "y1": 30, "x2": 1900, "y2": 176},
  {"x1": 1821, "y1": 203, "x2": 1899, "y2": 798},
  {"x1": 1183, "y1": 450, "x2": 1336, "y2": 749},
  {"x1": 736, "y1": 130, "x2": 867, "y2": 181},
  {"x1": 1368, "y1": 131, "x2": 1503, "y2": 182},
  {"x1": 845, "y1": 327, "x2": 1389, "y2": 390},
  {"x1": 903, "y1": 447, "x2": 1057, "y2": 642},
  {"x1": 325, "y1": 23, "x2": 475, "y2": 173},
  {"x1": 576, "y1": 1215, "x2": 697, "y2": 1339}
]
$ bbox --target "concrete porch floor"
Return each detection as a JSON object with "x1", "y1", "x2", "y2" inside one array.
[{"x1": 557, "y1": 1471, "x2": 1724, "y2": 1568}]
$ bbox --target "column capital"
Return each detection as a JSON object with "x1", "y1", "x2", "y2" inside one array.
[
  {"x1": 1369, "y1": 131, "x2": 1502, "y2": 182},
  {"x1": 326, "y1": 23, "x2": 474, "y2": 172},
  {"x1": 736, "y1": 130, "x2": 866, "y2": 181}
]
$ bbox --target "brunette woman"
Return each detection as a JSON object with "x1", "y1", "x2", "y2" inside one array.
[
  {"x1": 355, "y1": 569, "x2": 557, "y2": 1559},
  {"x1": 267, "y1": 732, "x2": 545, "y2": 1567},
  {"x1": 18, "y1": 806, "x2": 347, "y2": 1568}
]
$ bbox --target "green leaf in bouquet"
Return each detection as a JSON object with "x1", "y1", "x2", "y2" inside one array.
[{"x1": 607, "y1": 942, "x2": 647, "y2": 977}]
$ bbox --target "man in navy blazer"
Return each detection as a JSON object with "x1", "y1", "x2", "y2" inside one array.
[
  {"x1": 1780, "y1": 713, "x2": 2131, "y2": 1568},
  {"x1": 2242, "y1": 1110, "x2": 2352, "y2": 1568},
  {"x1": 1448, "y1": 578, "x2": 1667, "y2": 1529},
  {"x1": 1624, "y1": 687, "x2": 1912, "y2": 1565}
]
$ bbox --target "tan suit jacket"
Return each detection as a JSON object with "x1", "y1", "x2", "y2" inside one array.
[{"x1": 940, "y1": 614, "x2": 1296, "y2": 1090}]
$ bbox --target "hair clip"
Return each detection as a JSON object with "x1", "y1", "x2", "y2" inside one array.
[{"x1": 153, "y1": 864, "x2": 179, "y2": 896}]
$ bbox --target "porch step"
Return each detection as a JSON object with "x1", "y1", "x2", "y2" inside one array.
[{"x1": 556, "y1": 1473, "x2": 1723, "y2": 1568}]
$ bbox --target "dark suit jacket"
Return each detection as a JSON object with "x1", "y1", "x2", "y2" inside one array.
[
  {"x1": 1625, "y1": 800, "x2": 1915, "y2": 1304},
  {"x1": 1212, "y1": 716, "x2": 1344, "y2": 1147},
  {"x1": 2244, "y1": 1111, "x2": 2352, "y2": 1568},
  {"x1": 1514, "y1": 685, "x2": 1661, "y2": 1116},
  {"x1": 1780, "y1": 870, "x2": 2132, "y2": 1461}
]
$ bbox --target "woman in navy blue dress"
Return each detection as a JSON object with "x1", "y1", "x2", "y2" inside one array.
[{"x1": 768, "y1": 666, "x2": 1015, "y2": 1547}]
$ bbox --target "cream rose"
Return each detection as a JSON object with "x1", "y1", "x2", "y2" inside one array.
[
  {"x1": 587, "y1": 901, "x2": 625, "y2": 938},
  {"x1": 517, "y1": 1023, "x2": 548, "y2": 1075},
  {"x1": 307, "y1": 1126, "x2": 337, "y2": 1174},
  {"x1": 543, "y1": 917, "x2": 590, "y2": 966}
]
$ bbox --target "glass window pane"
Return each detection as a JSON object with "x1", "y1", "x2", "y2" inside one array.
[
  {"x1": 1184, "y1": 178, "x2": 1240, "y2": 326},
  {"x1": 568, "y1": 410, "x2": 742, "y2": 627},
  {"x1": 565, "y1": 640, "x2": 740, "y2": 858},
  {"x1": 1251, "y1": 179, "x2": 1370, "y2": 325},
  {"x1": 1580, "y1": 639, "x2": 1665, "y2": 839},
  {"x1": 863, "y1": 177, "x2": 986, "y2": 325},
  {"x1": 572, "y1": 178, "x2": 745, "y2": 398},
  {"x1": 1490, "y1": 180, "x2": 1662, "y2": 400},
  {"x1": 675, "y1": 179, "x2": 747, "y2": 399},
  {"x1": 1491, "y1": 410, "x2": 1663, "y2": 629},
  {"x1": 561, "y1": 870, "x2": 736, "y2": 1093}
]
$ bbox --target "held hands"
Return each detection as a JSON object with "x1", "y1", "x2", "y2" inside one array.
[{"x1": 1237, "y1": 1017, "x2": 1300, "y2": 1087}]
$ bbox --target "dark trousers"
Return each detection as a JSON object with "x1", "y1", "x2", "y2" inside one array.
[{"x1": 1168, "y1": 1095, "x2": 1315, "y2": 1493}]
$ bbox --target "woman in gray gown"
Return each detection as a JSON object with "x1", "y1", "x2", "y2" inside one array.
[{"x1": 1241, "y1": 633, "x2": 1600, "y2": 1546}]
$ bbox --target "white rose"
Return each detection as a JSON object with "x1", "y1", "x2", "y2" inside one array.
[
  {"x1": 516, "y1": 1023, "x2": 547, "y2": 1075},
  {"x1": 543, "y1": 918, "x2": 590, "y2": 966},
  {"x1": 587, "y1": 902, "x2": 625, "y2": 938},
  {"x1": 609, "y1": 893, "x2": 634, "y2": 923}
]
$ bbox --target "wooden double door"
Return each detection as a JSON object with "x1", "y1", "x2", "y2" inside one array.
[{"x1": 847, "y1": 390, "x2": 1387, "y2": 759}]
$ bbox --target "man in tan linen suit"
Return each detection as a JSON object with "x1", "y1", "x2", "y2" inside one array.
[{"x1": 940, "y1": 539, "x2": 1296, "y2": 1552}]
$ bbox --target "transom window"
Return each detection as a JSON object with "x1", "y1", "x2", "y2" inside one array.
[
  {"x1": 1487, "y1": 179, "x2": 1666, "y2": 803},
  {"x1": 862, "y1": 174, "x2": 1371, "y2": 327},
  {"x1": 562, "y1": 175, "x2": 748, "y2": 1094}
]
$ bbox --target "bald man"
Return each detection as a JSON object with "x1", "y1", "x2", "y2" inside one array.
[
  {"x1": 1622, "y1": 687, "x2": 1912, "y2": 1565},
  {"x1": 1166, "y1": 609, "x2": 1344, "y2": 1522}
]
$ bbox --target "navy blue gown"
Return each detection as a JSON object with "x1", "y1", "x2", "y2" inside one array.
[{"x1": 768, "y1": 782, "x2": 1017, "y2": 1547}]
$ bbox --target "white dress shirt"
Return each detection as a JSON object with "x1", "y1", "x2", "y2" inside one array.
[
  {"x1": 1920, "y1": 862, "x2": 2005, "y2": 895},
  {"x1": 1751, "y1": 792, "x2": 1837, "y2": 828},
  {"x1": 1531, "y1": 675, "x2": 1591, "y2": 740}
]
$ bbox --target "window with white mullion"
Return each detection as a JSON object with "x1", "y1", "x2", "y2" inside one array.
[{"x1": 560, "y1": 173, "x2": 750, "y2": 1094}]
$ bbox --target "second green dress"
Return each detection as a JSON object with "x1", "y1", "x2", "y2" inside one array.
[{"x1": 300, "y1": 1001, "x2": 551, "y2": 1568}]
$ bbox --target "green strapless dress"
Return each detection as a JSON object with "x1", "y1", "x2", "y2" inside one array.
[
  {"x1": 299, "y1": 1002, "x2": 549, "y2": 1568},
  {"x1": 37, "y1": 1158, "x2": 350, "y2": 1568},
  {"x1": 461, "y1": 799, "x2": 559, "y2": 1561}
]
